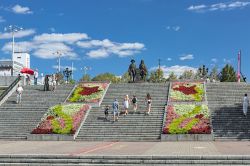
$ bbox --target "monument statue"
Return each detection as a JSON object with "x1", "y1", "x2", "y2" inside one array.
[
  {"x1": 139, "y1": 60, "x2": 148, "y2": 81},
  {"x1": 128, "y1": 59, "x2": 136, "y2": 82}
]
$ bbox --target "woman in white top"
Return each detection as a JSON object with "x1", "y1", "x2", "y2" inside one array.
[
  {"x1": 123, "y1": 95, "x2": 130, "y2": 116},
  {"x1": 145, "y1": 93, "x2": 152, "y2": 115},
  {"x1": 243, "y1": 93, "x2": 249, "y2": 116}
]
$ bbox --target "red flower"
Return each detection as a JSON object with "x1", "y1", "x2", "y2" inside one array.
[
  {"x1": 173, "y1": 85, "x2": 197, "y2": 95},
  {"x1": 79, "y1": 86, "x2": 100, "y2": 96}
]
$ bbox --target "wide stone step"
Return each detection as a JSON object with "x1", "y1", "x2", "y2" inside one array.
[{"x1": 5, "y1": 154, "x2": 250, "y2": 165}]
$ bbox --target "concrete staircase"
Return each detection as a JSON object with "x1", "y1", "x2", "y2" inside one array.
[
  {"x1": 0, "y1": 87, "x2": 6, "y2": 96},
  {"x1": 206, "y1": 83, "x2": 250, "y2": 141},
  {"x1": 76, "y1": 83, "x2": 169, "y2": 141},
  {"x1": 0, "y1": 155, "x2": 249, "y2": 165},
  {"x1": 0, "y1": 85, "x2": 75, "y2": 140}
]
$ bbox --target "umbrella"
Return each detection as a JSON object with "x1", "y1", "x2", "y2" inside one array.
[{"x1": 20, "y1": 68, "x2": 34, "y2": 75}]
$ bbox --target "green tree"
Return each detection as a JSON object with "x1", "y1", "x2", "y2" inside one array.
[
  {"x1": 219, "y1": 64, "x2": 237, "y2": 82},
  {"x1": 167, "y1": 72, "x2": 177, "y2": 81},
  {"x1": 68, "y1": 79, "x2": 76, "y2": 84},
  {"x1": 121, "y1": 72, "x2": 130, "y2": 83},
  {"x1": 80, "y1": 74, "x2": 91, "y2": 82},
  {"x1": 149, "y1": 68, "x2": 164, "y2": 83},
  {"x1": 179, "y1": 70, "x2": 195, "y2": 80},
  {"x1": 92, "y1": 72, "x2": 121, "y2": 83},
  {"x1": 209, "y1": 66, "x2": 219, "y2": 81}
]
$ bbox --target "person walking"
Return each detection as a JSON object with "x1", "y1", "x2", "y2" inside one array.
[
  {"x1": 104, "y1": 105, "x2": 110, "y2": 121},
  {"x1": 112, "y1": 99, "x2": 119, "y2": 122},
  {"x1": 16, "y1": 84, "x2": 23, "y2": 104},
  {"x1": 243, "y1": 93, "x2": 249, "y2": 116},
  {"x1": 145, "y1": 93, "x2": 152, "y2": 115},
  {"x1": 26, "y1": 75, "x2": 30, "y2": 85},
  {"x1": 44, "y1": 75, "x2": 50, "y2": 91},
  {"x1": 131, "y1": 95, "x2": 138, "y2": 113},
  {"x1": 51, "y1": 74, "x2": 57, "y2": 91},
  {"x1": 123, "y1": 95, "x2": 130, "y2": 116},
  {"x1": 34, "y1": 69, "x2": 39, "y2": 85}
]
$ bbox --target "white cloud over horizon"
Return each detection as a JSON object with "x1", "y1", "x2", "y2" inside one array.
[
  {"x1": 188, "y1": 1, "x2": 250, "y2": 13},
  {"x1": 150, "y1": 65, "x2": 198, "y2": 78},
  {"x1": 179, "y1": 54, "x2": 194, "y2": 60},
  {"x1": 12, "y1": 4, "x2": 33, "y2": 14},
  {"x1": 2, "y1": 32, "x2": 145, "y2": 60},
  {"x1": 77, "y1": 39, "x2": 145, "y2": 59},
  {"x1": 0, "y1": 29, "x2": 36, "y2": 39}
]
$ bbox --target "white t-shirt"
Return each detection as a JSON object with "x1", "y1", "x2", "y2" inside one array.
[
  {"x1": 34, "y1": 71, "x2": 39, "y2": 78},
  {"x1": 16, "y1": 87, "x2": 23, "y2": 94}
]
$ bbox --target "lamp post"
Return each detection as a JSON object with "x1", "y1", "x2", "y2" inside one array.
[
  {"x1": 4, "y1": 25, "x2": 23, "y2": 76},
  {"x1": 63, "y1": 67, "x2": 72, "y2": 84},
  {"x1": 53, "y1": 51, "x2": 62, "y2": 73}
]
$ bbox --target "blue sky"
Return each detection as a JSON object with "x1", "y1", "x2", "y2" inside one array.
[{"x1": 0, "y1": 0, "x2": 250, "y2": 80}]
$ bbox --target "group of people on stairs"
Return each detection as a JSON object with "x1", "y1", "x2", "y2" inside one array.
[{"x1": 104, "y1": 93, "x2": 152, "y2": 122}]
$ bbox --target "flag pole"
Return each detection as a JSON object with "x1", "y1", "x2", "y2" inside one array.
[{"x1": 237, "y1": 50, "x2": 241, "y2": 83}]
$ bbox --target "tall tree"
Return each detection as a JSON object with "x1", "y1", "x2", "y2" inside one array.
[
  {"x1": 92, "y1": 72, "x2": 121, "y2": 83},
  {"x1": 179, "y1": 70, "x2": 195, "y2": 80},
  {"x1": 209, "y1": 66, "x2": 219, "y2": 81},
  {"x1": 167, "y1": 72, "x2": 177, "y2": 81},
  {"x1": 149, "y1": 68, "x2": 164, "y2": 83},
  {"x1": 219, "y1": 64, "x2": 237, "y2": 82},
  {"x1": 121, "y1": 72, "x2": 130, "y2": 83},
  {"x1": 80, "y1": 74, "x2": 91, "y2": 82}
]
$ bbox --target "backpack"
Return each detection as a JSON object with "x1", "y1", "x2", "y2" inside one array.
[{"x1": 132, "y1": 97, "x2": 137, "y2": 103}]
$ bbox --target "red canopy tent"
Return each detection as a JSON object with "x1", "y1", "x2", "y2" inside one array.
[{"x1": 20, "y1": 68, "x2": 34, "y2": 75}]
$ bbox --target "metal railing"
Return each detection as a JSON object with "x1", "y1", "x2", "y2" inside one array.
[{"x1": 0, "y1": 75, "x2": 21, "y2": 102}]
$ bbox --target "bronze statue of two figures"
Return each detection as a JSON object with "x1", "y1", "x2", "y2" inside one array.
[{"x1": 128, "y1": 59, "x2": 148, "y2": 83}]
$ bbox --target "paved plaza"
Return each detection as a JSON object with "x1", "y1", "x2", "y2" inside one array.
[{"x1": 0, "y1": 141, "x2": 250, "y2": 156}]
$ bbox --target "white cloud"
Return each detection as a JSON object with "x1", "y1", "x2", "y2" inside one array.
[
  {"x1": 187, "y1": 5, "x2": 207, "y2": 11},
  {"x1": 0, "y1": 29, "x2": 36, "y2": 39},
  {"x1": 77, "y1": 39, "x2": 145, "y2": 58},
  {"x1": 188, "y1": 1, "x2": 250, "y2": 13},
  {"x1": 12, "y1": 4, "x2": 33, "y2": 14},
  {"x1": 33, "y1": 33, "x2": 89, "y2": 43},
  {"x1": 33, "y1": 43, "x2": 77, "y2": 59},
  {"x1": 1, "y1": 32, "x2": 145, "y2": 60},
  {"x1": 52, "y1": 65, "x2": 77, "y2": 71},
  {"x1": 179, "y1": 54, "x2": 194, "y2": 60},
  {"x1": 166, "y1": 26, "x2": 181, "y2": 32},
  {"x1": 150, "y1": 65, "x2": 197, "y2": 78},
  {"x1": 86, "y1": 49, "x2": 109, "y2": 58},
  {"x1": 167, "y1": 58, "x2": 172, "y2": 61},
  {"x1": 0, "y1": 16, "x2": 5, "y2": 22},
  {"x1": 2, "y1": 41, "x2": 34, "y2": 53},
  {"x1": 211, "y1": 58, "x2": 218, "y2": 63}
]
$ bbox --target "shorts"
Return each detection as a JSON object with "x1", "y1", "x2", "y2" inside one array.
[{"x1": 113, "y1": 110, "x2": 119, "y2": 116}]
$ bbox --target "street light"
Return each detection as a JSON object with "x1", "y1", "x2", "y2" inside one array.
[
  {"x1": 4, "y1": 25, "x2": 23, "y2": 76},
  {"x1": 81, "y1": 66, "x2": 91, "y2": 75},
  {"x1": 53, "y1": 51, "x2": 63, "y2": 73}
]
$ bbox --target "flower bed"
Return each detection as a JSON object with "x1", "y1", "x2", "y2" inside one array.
[
  {"x1": 163, "y1": 104, "x2": 211, "y2": 134},
  {"x1": 170, "y1": 82, "x2": 204, "y2": 102},
  {"x1": 69, "y1": 83, "x2": 109, "y2": 103},
  {"x1": 31, "y1": 104, "x2": 90, "y2": 134}
]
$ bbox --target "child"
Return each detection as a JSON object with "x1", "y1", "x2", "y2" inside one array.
[{"x1": 104, "y1": 105, "x2": 109, "y2": 121}]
